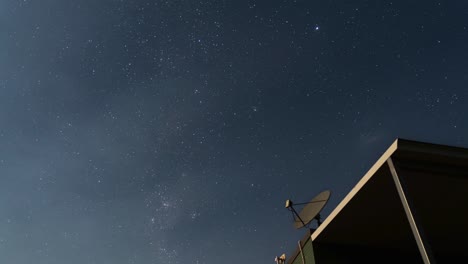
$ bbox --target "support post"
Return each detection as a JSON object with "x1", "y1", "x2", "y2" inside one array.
[
  {"x1": 298, "y1": 240, "x2": 305, "y2": 264},
  {"x1": 387, "y1": 158, "x2": 436, "y2": 264}
]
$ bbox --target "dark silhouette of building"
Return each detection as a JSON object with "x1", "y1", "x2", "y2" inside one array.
[{"x1": 278, "y1": 139, "x2": 468, "y2": 264}]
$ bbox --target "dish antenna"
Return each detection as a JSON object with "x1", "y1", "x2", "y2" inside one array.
[{"x1": 285, "y1": 190, "x2": 331, "y2": 229}]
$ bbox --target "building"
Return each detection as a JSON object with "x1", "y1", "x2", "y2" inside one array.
[{"x1": 278, "y1": 139, "x2": 468, "y2": 263}]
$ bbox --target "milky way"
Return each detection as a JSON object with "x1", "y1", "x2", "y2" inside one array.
[{"x1": 1, "y1": 0, "x2": 468, "y2": 263}]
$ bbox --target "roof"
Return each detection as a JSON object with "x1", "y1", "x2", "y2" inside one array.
[{"x1": 311, "y1": 138, "x2": 468, "y2": 259}]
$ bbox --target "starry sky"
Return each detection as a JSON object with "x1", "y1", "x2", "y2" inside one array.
[{"x1": 1, "y1": 0, "x2": 468, "y2": 263}]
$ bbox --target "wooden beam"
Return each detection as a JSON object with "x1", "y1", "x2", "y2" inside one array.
[{"x1": 387, "y1": 157, "x2": 436, "y2": 264}]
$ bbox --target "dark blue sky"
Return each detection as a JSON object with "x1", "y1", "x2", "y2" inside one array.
[{"x1": 1, "y1": 0, "x2": 468, "y2": 263}]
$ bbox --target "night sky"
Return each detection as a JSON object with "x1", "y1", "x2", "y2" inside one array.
[{"x1": 1, "y1": 0, "x2": 468, "y2": 263}]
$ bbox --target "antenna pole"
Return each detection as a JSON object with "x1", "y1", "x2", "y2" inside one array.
[
  {"x1": 294, "y1": 199, "x2": 328, "y2": 206},
  {"x1": 289, "y1": 206, "x2": 307, "y2": 227},
  {"x1": 315, "y1": 214, "x2": 322, "y2": 226}
]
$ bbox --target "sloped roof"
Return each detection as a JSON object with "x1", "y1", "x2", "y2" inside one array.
[{"x1": 312, "y1": 139, "x2": 468, "y2": 258}]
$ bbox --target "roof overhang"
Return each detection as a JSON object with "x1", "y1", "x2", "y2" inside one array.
[{"x1": 311, "y1": 138, "x2": 468, "y2": 259}]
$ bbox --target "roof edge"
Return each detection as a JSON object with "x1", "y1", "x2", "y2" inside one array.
[
  {"x1": 395, "y1": 138, "x2": 468, "y2": 160},
  {"x1": 311, "y1": 138, "x2": 399, "y2": 241}
]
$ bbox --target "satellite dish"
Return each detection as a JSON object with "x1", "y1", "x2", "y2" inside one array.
[{"x1": 285, "y1": 190, "x2": 331, "y2": 229}]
